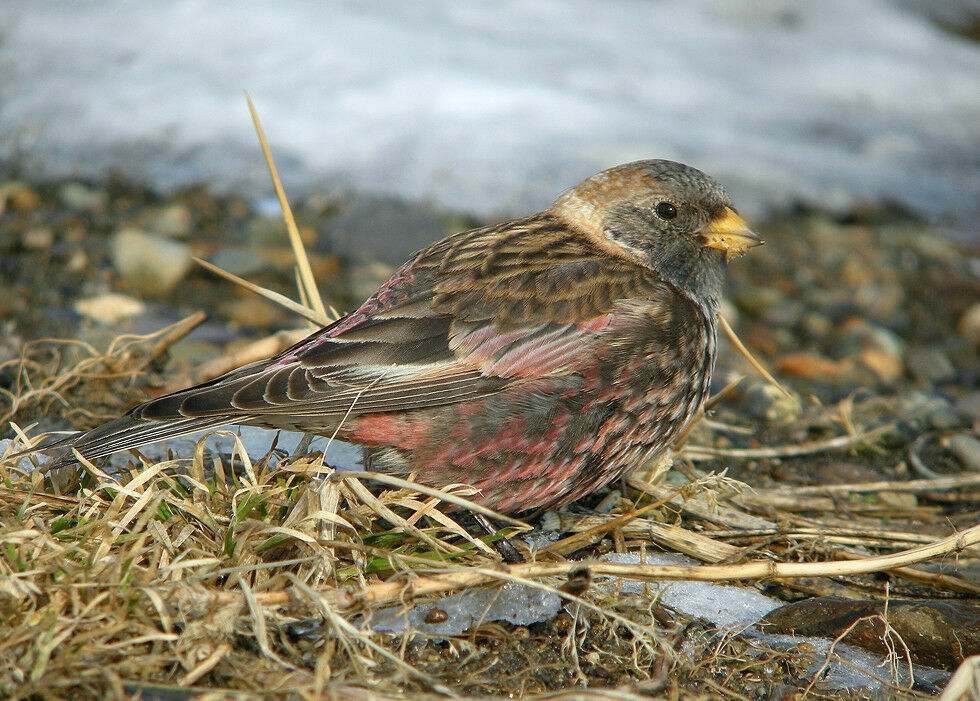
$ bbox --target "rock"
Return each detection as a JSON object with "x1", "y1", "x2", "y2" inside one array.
[
  {"x1": 906, "y1": 346, "x2": 956, "y2": 385},
  {"x1": 925, "y1": 403, "x2": 962, "y2": 431},
  {"x1": 954, "y1": 392, "x2": 980, "y2": 425},
  {"x1": 147, "y1": 204, "x2": 193, "y2": 238},
  {"x1": 800, "y1": 311, "x2": 832, "y2": 339},
  {"x1": 813, "y1": 462, "x2": 885, "y2": 484},
  {"x1": 857, "y1": 348, "x2": 904, "y2": 384},
  {"x1": 734, "y1": 285, "x2": 785, "y2": 316},
  {"x1": 894, "y1": 391, "x2": 957, "y2": 431},
  {"x1": 947, "y1": 433, "x2": 980, "y2": 472},
  {"x1": 760, "y1": 597, "x2": 980, "y2": 671},
  {"x1": 957, "y1": 303, "x2": 980, "y2": 347},
  {"x1": 742, "y1": 382, "x2": 801, "y2": 424},
  {"x1": 775, "y1": 351, "x2": 851, "y2": 380},
  {"x1": 22, "y1": 227, "x2": 54, "y2": 250},
  {"x1": 762, "y1": 300, "x2": 805, "y2": 327},
  {"x1": 58, "y1": 182, "x2": 107, "y2": 212},
  {"x1": 111, "y1": 227, "x2": 192, "y2": 297},
  {"x1": 73, "y1": 293, "x2": 146, "y2": 325},
  {"x1": 0, "y1": 181, "x2": 41, "y2": 213},
  {"x1": 243, "y1": 216, "x2": 286, "y2": 247},
  {"x1": 208, "y1": 247, "x2": 265, "y2": 278},
  {"x1": 325, "y1": 196, "x2": 446, "y2": 265},
  {"x1": 221, "y1": 296, "x2": 284, "y2": 329}
]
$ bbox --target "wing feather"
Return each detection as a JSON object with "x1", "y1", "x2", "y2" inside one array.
[{"x1": 46, "y1": 213, "x2": 671, "y2": 463}]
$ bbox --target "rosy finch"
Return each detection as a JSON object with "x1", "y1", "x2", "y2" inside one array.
[{"x1": 29, "y1": 160, "x2": 760, "y2": 514}]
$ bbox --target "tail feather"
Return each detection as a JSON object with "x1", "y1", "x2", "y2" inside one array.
[{"x1": 7, "y1": 414, "x2": 237, "y2": 469}]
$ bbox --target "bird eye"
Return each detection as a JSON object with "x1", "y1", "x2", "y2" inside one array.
[{"x1": 656, "y1": 202, "x2": 677, "y2": 220}]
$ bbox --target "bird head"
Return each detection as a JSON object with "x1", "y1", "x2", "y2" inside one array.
[{"x1": 550, "y1": 159, "x2": 762, "y2": 306}]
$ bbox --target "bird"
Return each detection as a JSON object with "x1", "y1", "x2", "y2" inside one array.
[{"x1": 21, "y1": 159, "x2": 761, "y2": 514}]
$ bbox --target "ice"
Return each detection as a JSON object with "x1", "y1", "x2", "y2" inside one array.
[
  {"x1": 371, "y1": 580, "x2": 561, "y2": 636},
  {"x1": 0, "y1": 1, "x2": 977, "y2": 236}
]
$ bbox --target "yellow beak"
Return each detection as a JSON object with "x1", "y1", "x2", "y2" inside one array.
[{"x1": 700, "y1": 207, "x2": 763, "y2": 259}]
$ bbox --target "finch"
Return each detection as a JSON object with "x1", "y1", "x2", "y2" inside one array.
[{"x1": 29, "y1": 160, "x2": 761, "y2": 514}]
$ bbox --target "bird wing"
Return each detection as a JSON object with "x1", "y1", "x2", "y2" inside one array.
[{"x1": 44, "y1": 214, "x2": 668, "y2": 463}]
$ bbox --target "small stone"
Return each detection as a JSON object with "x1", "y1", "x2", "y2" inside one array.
[
  {"x1": 66, "y1": 249, "x2": 89, "y2": 273},
  {"x1": 74, "y1": 293, "x2": 146, "y2": 325},
  {"x1": 801, "y1": 311, "x2": 832, "y2": 339},
  {"x1": 743, "y1": 382, "x2": 802, "y2": 424},
  {"x1": 858, "y1": 347, "x2": 903, "y2": 384},
  {"x1": 222, "y1": 296, "x2": 283, "y2": 329},
  {"x1": 813, "y1": 462, "x2": 884, "y2": 484},
  {"x1": 209, "y1": 247, "x2": 265, "y2": 278},
  {"x1": 58, "y1": 182, "x2": 107, "y2": 212},
  {"x1": 906, "y1": 347, "x2": 956, "y2": 385},
  {"x1": 734, "y1": 285, "x2": 785, "y2": 315},
  {"x1": 957, "y1": 303, "x2": 980, "y2": 347},
  {"x1": 147, "y1": 204, "x2": 193, "y2": 238},
  {"x1": 111, "y1": 227, "x2": 192, "y2": 297},
  {"x1": 947, "y1": 433, "x2": 980, "y2": 472},
  {"x1": 954, "y1": 392, "x2": 980, "y2": 425},
  {"x1": 22, "y1": 227, "x2": 54, "y2": 250},
  {"x1": 926, "y1": 404, "x2": 962, "y2": 431},
  {"x1": 0, "y1": 181, "x2": 41, "y2": 212},
  {"x1": 894, "y1": 391, "x2": 956, "y2": 430},
  {"x1": 775, "y1": 351, "x2": 851, "y2": 380},
  {"x1": 244, "y1": 216, "x2": 286, "y2": 247}
]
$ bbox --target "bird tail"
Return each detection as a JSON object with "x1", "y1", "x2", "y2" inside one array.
[{"x1": 6, "y1": 414, "x2": 236, "y2": 469}]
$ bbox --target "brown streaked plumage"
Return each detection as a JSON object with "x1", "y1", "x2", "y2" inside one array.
[{"x1": 26, "y1": 159, "x2": 761, "y2": 514}]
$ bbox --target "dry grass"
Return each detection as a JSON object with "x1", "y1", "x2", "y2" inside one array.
[{"x1": 3, "y1": 419, "x2": 974, "y2": 698}]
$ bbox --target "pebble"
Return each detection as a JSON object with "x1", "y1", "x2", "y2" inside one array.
[
  {"x1": 243, "y1": 216, "x2": 286, "y2": 247},
  {"x1": 58, "y1": 182, "x2": 107, "y2": 212},
  {"x1": 22, "y1": 227, "x2": 54, "y2": 250},
  {"x1": 857, "y1": 348, "x2": 903, "y2": 384},
  {"x1": 947, "y1": 433, "x2": 980, "y2": 472},
  {"x1": 147, "y1": 204, "x2": 193, "y2": 238},
  {"x1": 958, "y1": 303, "x2": 980, "y2": 347},
  {"x1": 222, "y1": 296, "x2": 284, "y2": 329},
  {"x1": 926, "y1": 403, "x2": 962, "y2": 431},
  {"x1": 742, "y1": 382, "x2": 802, "y2": 424},
  {"x1": 893, "y1": 391, "x2": 956, "y2": 430},
  {"x1": 73, "y1": 293, "x2": 146, "y2": 325},
  {"x1": 955, "y1": 392, "x2": 980, "y2": 425},
  {"x1": 905, "y1": 346, "x2": 956, "y2": 385},
  {"x1": 800, "y1": 311, "x2": 832, "y2": 339},
  {"x1": 0, "y1": 181, "x2": 41, "y2": 213},
  {"x1": 734, "y1": 285, "x2": 785, "y2": 315},
  {"x1": 325, "y1": 196, "x2": 446, "y2": 265},
  {"x1": 111, "y1": 227, "x2": 192, "y2": 297},
  {"x1": 209, "y1": 247, "x2": 265, "y2": 278},
  {"x1": 775, "y1": 351, "x2": 851, "y2": 381}
]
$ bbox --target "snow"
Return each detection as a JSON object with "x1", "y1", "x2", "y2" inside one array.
[{"x1": 0, "y1": 1, "x2": 977, "y2": 236}]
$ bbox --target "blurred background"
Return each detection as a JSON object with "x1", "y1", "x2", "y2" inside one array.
[{"x1": 1, "y1": 0, "x2": 978, "y2": 237}]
